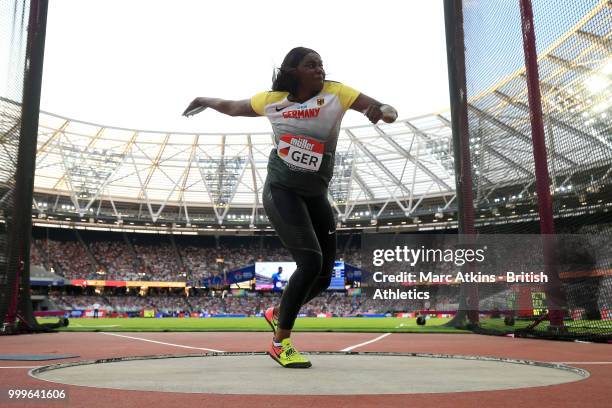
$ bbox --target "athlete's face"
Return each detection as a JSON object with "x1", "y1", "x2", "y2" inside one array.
[{"x1": 295, "y1": 52, "x2": 325, "y2": 93}]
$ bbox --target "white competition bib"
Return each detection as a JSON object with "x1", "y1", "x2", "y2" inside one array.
[{"x1": 277, "y1": 134, "x2": 325, "y2": 172}]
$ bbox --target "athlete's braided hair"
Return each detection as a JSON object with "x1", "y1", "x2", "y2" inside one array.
[{"x1": 272, "y1": 47, "x2": 318, "y2": 96}]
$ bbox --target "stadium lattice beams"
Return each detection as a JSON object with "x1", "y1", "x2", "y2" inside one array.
[{"x1": 0, "y1": 2, "x2": 609, "y2": 227}]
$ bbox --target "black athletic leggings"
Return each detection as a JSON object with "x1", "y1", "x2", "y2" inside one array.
[{"x1": 262, "y1": 180, "x2": 336, "y2": 330}]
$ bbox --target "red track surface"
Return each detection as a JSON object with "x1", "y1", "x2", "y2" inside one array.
[{"x1": 1, "y1": 331, "x2": 610, "y2": 407}]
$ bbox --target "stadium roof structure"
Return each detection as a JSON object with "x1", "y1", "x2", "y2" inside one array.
[
  {"x1": 30, "y1": 111, "x2": 456, "y2": 226},
  {"x1": 0, "y1": 1, "x2": 609, "y2": 231},
  {"x1": 464, "y1": 2, "x2": 611, "y2": 209}
]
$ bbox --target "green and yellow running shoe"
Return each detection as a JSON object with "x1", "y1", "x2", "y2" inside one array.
[{"x1": 268, "y1": 338, "x2": 312, "y2": 368}]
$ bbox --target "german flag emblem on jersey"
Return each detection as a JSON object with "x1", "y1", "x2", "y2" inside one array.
[
  {"x1": 317, "y1": 97, "x2": 324, "y2": 106},
  {"x1": 278, "y1": 146, "x2": 290, "y2": 158}
]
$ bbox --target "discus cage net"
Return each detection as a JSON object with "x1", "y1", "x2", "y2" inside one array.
[
  {"x1": 445, "y1": 0, "x2": 611, "y2": 341},
  {"x1": 0, "y1": 0, "x2": 47, "y2": 333}
]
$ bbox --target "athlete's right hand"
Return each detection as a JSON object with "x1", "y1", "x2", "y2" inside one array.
[{"x1": 182, "y1": 98, "x2": 208, "y2": 117}]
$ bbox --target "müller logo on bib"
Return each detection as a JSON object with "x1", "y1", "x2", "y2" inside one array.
[{"x1": 278, "y1": 134, "x2": 324, "y2": 172}]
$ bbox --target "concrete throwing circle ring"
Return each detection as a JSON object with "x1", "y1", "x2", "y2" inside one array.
[{"x1": 30, "y1": 352, "x2": 589, "y2": 395}]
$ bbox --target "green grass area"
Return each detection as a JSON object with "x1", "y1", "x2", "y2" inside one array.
[
  {"x1": 564, "y1": 320, "x2": 612, "y2": 329},
  {"x1": 478, "y1": 318, "x2": 532, "y2": 332},
  {"x1": 36, "y1": 316, "x2": 469, "y2": 333},
  {"x1": 36, "y1": 316, "x2": 610, "y2": 335}
]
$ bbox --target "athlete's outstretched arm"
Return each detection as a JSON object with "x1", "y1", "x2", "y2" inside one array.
[
  {"x1": 350, "y1": 93, "x2": 397, "y2": 124},
  {"x1": 182, "y1": 97, "x2": 259, "y2": 117}
]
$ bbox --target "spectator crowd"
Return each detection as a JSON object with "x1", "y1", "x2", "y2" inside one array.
[{"x1": 30, "y1": 235, "x2": 362, "y2": 282}]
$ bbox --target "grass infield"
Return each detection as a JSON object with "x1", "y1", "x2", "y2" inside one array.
[
  {"x1": 36, "y1": 316, "x2": 470, "y2": 333},
  {"x1": 37, "y1": 317, "x2": 607, "y2": 333}
]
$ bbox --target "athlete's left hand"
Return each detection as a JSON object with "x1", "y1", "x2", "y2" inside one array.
[
  {"x1": 363, "y1": 104, "x2": 384, "y2": 124},
  {"x1": 350, "y1": 93, "x2": 397, "y2": 124}
]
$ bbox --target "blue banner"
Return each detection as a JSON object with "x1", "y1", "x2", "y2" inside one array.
[
  {"x1": 228, "y1": 264, "x2": 255, "y2": 284},
  {"x1": 200, "y1": 264, "x2": 255, "y2": 287},
  {"x1": 30, "y1": 279, "x2": 65, "y2": 286},
  {"x1": 345, "y1": 263, "x2": 362, "y2": 281}
]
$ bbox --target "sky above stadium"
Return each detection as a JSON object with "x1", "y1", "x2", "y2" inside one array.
[{"x1": 39, "y1": 0, "x2": 450, "y2": 133}]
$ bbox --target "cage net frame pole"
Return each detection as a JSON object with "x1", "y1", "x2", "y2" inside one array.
[
  {"x1": 443, "y1": 0, "x2": 479, "y2": 328},
  {"x1": 518, "y1": 0, "x2": 565, "y2": 329},
  {"x1": 2, "y1": 0, "x2": 49, "y2": 332}
]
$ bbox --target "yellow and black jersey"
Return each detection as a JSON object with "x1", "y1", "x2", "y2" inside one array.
[{"x1": 251, "y1": 81, "x2": 360, "y2": 196}]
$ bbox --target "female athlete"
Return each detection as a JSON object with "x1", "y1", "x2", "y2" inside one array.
[{"x1": 183, "y1": 47, "x2": 397, "y2": 368}]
